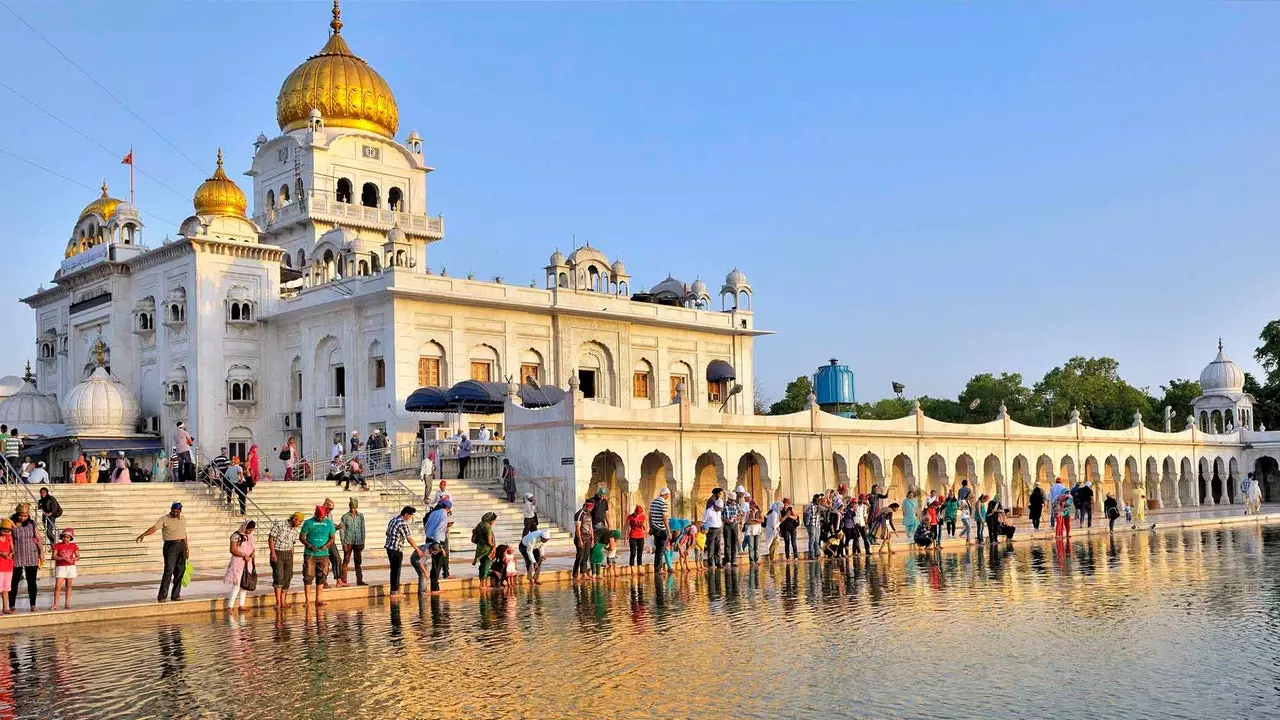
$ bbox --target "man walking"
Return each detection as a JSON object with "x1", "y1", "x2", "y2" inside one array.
[
  {"x1": 174, "y1": 422, "x2": 195, "y2": 483},
  {"x1": 702, "y1": 490, "x2": 725, "y2": 568},
  {"x1": 299, "y1": 505, "x2": 336, "y2": 607},
  {"x1": 136, "y1": 502, "x2": 188, "y2": 602},
  {"x1": 648, "y1": 487, "x2": 672, "y2": 574},
  {"x1": 1077, "y1": 481, "x2": 1095, "y2": 528},
  {"x1": 722, "y1": 491, "x2": 742, "y2": 567},
  {"x1": 3, "y1": 428, "x2": 22, "y2": 473},
  {"x1": 339, "y1": 498, "x2": 366, "y2": 586},
  {"x1": 36, "y1": 487, "x2": 61, "y2": 546},
  {"x1": 383, "y1": 506, "x2": 421, "y2": 599},
  {"x1": 804, "y1": 494, "x2": 823, "y2": 559}
]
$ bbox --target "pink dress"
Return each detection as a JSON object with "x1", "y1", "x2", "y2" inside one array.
[
  {"x1": 223, "y1": 532, "x2": 255, "y2": 584},
  {"x1": 111, "y1": 458, "x2": 131, "y2": 484}
]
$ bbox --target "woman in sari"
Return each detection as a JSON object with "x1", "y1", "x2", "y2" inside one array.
[
  {"x1": 902, "y1": 489, "x2": 919, "y2": 539},
  {"x1": 246, "y1": 445, "x2": 260, "y2": 485},
  {"x1": 71, "y1": 454, "x2": 89, "y2": 484},
  {"x1": 763, "y1": 501, "x2": 782, "y2": 560},
  {"x1": 472, "y1": 512, "x2": 497, "y2": 581}
]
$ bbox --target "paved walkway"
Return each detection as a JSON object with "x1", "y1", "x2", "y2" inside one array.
[{"x1": 2, "y1": 503, "x2": 1275, "y2": 630}]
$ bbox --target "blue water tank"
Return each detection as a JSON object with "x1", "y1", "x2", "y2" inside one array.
[{"x1": 814, "y1": 358, "x2": 856, "y2": 417}]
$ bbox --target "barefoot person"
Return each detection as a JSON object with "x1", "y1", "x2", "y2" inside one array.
[
  {"x1": 299, "y1": 505, "x2": 336, "y2": 608},
  {"x1": 136, "y1": 502, "x2": 186, "y2": 603},
  {"x1": 269, "y1": 512, "x2": 303, "y2": 609},
  {"x1": 50, "y1": 529, "x2": 79, "y2": 611}
]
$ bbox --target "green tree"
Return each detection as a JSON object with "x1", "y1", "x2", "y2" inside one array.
[
  {"x1": 854, "y1": 397, "x2": 912, "y2": 419},
  {"x1": 919, "y1": 396, "x2": 966, "y2": 422},
  {"x1": 1146, "y1": 378, "x2": 1201, "y2": 431},
  {"x1": 1255, "y1": 321, "x2": 1280, "y2": 381},
  {"x1": 1245, "y1": 372, "x2": 1280, "y2": 430},
  {"x1": 768, "y1": 376, "x2": 813, "y2": 415},
  {"x1": 1032, "y1": 356, "x2": 1152, "y2": 430},
  {"x1": 958, "y1": 372, "x2": 1033, "y2": 423}
]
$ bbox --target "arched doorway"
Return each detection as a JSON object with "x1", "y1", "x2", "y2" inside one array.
[
  {"x1": 926, "y1": 454, "x2": 949, "y2": 495},
  {"x1": 638, "y1": 451, "x2": 674, "y2": 507},
  {"x1": 832, "y1": 452, "x2": 851, "y2": 492},
  {"x1": 954, "y1": 454, "x2": 975, "y2": 495},
  {"x1": 1102, "y1": 456, "x2": 1120, "y2": 502},
  {"x1": 890, "y1": 454, "x2": 914, "y2": 503},
  {"x1": 1254, "y1": 456, "x2": 1280, "y2": 503},
  {"x1": 692, "y1": 451, "x2": 726, "y2": 515},
  {"x1": 1010, "y1": 455, "x2": 1031, "y2": 509},
  {"x1": 1084, "y1": 456, "x2": 1100, "y2": 487},
  {"x1": 737, "y1": 451, "x2": 769, "y2": 503},
  {"x1": 1198, "y1": 457, "x2": 1211, "y2": 505},
  {"x1": 1212, "y1": 457, "x2": 1226, "y2": 504},
  {"x1": 1227, "y1": 457, "x2": 1240, "y2": 504},
  {"x1": 856, "y1": 452, "x2": 883, "y2": 496},
  {"x1": 1059, "y1": 455, "x2": 1077, "y2": 485},
  {"x1": 1036, "y1": 455, "x2": 1054, "y2": 486},
  {"x1": 1146, "y1": 457, "x2": 1161, "y2": 509},
  {"x1": 1124, "y1": 457, "x2": 1140, "y2": 510},
  {"x1": 589, "y1": 451, "x2": 627, "y2": 530},
  {"x1": 980, "y1": 454, "x2": 1002, "y2": 500},
  {"x1": 1162, "y1": 457, "x2": 1178, "y2": 508}
]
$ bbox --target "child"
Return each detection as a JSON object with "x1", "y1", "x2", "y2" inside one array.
[
  {"x1": 262, "y1": 469, "x2": 274, "y2": 483},
  {"x1": 605, "y1": 529, "x2": 621, "y2": 578},
  {"x1": 0, "y1": 519, "x2": 13, "y2": 615},
  {"x1": 677, "y1": 524, "x2": 696, "y2": 571},
  {"x1": 694, "y1": 523, "x2": 707, "y2": 568},
  {"x1": 663, "y1": 534, "x2": 676, "y2": 572},
  {"x1": 501, "y1": 545, "x2": 517, "y2": 588},
  {"x1": 52, "y1": 528, "x2": 80, "y2": 610},
  {"x1": 1124, "y1": 504, "x2": 1133, "y2": 523},
  {"x1": 590, "y1": 535, "x2": 606, "y2": 578}
]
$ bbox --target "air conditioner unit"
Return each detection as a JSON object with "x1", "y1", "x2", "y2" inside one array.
[
  {"x1": 283, "y1": 414, "x2": 292, "y2": 428},
  {"x1": 143, "y1": 416, "x2": 161, "y2": 434}
]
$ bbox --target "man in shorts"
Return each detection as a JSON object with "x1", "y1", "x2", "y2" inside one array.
[{"x1": 299, "y1": 505, "x2": 335, "y2": 607}]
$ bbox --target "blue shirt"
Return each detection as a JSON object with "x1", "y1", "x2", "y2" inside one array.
[{"x1": 424, "y1": 508, "x2": 449, "y2": 544}]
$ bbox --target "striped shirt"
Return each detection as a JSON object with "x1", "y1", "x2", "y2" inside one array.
[
  {"x1": 384, "y1": 516, "x2": 412, "y2": 551},
  {"x1": 648, "y1": 496, "x2": 669, "y2": 534},
  {"x1": 722, "y1": 501, "x2": 742, "y2": 525},
  {"x1": 10, "y1": 520, "x2": 39, "y2": 567},
  {"x1": 2, "y1": 436, "x2": 20, "y2": 459}
]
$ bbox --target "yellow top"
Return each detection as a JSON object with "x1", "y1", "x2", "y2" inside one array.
[
  {"x1": 78, "y1": 181, "x2": 122, "y2": 224},
  {"x1": 275, "y1": 0, "x2": 399, "y2": 138},
  {"x1": 192, "y1": 149, "x2": 248, "y2": 217}
]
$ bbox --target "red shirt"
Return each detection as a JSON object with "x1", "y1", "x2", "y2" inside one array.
[
  {"x1": 627, "y1": 513, "x2": 646, "y2": 540},
  {"x1": 53, "y1": 541, "x2": 79, "y2": 567},
  {"x1": 0, "y1": 534, "x2": 12, "y2": 572},
  {"x1": 926, "y1": 504, "x2": 939, "y2": 524}
]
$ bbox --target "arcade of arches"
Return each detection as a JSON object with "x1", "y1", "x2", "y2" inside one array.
[{"x1": 584, "y1": 446, "x2": 1280, "y2": 520}]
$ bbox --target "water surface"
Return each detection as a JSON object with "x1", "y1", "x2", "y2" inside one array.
[{"x1": 2, "y1": 525, "x2": 1278, "y2": 719}]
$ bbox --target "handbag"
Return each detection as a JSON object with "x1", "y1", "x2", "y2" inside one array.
[
  {"x1": 240, "y1": 558, "x2": 258, "y2": 591},
  {"x1": 279, "y1": 448, "x2": 290, "y2": 461}
]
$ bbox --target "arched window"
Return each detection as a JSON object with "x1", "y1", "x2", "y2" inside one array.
[
  {"x1": 282, "y1": 253, "x2": 293, "y2": 269},
  {"x1": 358, "y1": 259, "x2": 369, "y2": 276},
  {"x1": 266, "y1": 189, "x2": 275, "y2": 209},
  {"x1": 558, "y1": 272, "x2": 568, "y2": 288},
  {"x1": 336, "y1": 178, "x2": 353, "y2": 203},
  {"x1": 232, "y1": 383, "x2": 243, "y2": 401},
  {"x1": 370, "y1": 252, "x2": 381, "y2": 273},
  {"x1": 297, "y1": 249, "x2": 306, "y2": 267},
  {"x1": 361, "y1": 182, "x2": 380, "y2": 208},
  {"x1": 388, "y1": 187, "x2": 404, "y2": 211},
  {"x1": 279, "y1": 184, "x2": 290, "y2": 204},
  {"x1": 230, "y1": 304, "x2": 242, "y2": 321},
  {"x1": 369, "y1": 340, "x2": 386, "y2": 389}
]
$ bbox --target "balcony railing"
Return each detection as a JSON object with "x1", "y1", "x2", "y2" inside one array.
[
  {"x1": 317, "y1": 396, "x2": 346, "y2": 415},
  {"x1": 253, "y1": 191, "x2": 444, "y2": 238}
]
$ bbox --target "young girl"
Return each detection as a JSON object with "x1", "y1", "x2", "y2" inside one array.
[
  {"x1": 0, "y1": 519, "x2": 13, "y2": 614},
  {"x1": 694, "y1": 523, "x2": 707, "y2": 568},
  {"x1": 677, "y1": 524, "x2": 696, "y2": 571},
  {"x1": 501, "y1": 545, "x2": 518, "y2": 588},
  {"x1": 51, "y1": 528, "x2": 80, "y2": 610},
  {"x1": 605, "y1": 529, "x2": 621, "y2": 578}
]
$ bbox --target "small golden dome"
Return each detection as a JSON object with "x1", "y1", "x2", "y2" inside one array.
[
  {"x1": 276, "y1": 1, "x2": 399, "y2": 138},
  {"x1": 192, "y1": 149, "x2": 248, "y2": 217},
  {"x1": 78, "y1": 181, "x2": 122, "y2": 224}
]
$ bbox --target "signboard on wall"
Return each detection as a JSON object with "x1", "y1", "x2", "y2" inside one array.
[{"x1": 561, "y1": 457, "x2": 574, "y2": 466}]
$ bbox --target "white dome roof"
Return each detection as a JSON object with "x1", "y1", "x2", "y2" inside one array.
[
  {"x1": 567, "y1": 244, "x2": 608, "y2": 267},
  {"x1": 724, "y1": 267, "x2": 748, "y2": 287},
  {"x1": 611, "y1": 259, "x2": 627, "y2": 276},
  {"x1": 385, "y1": 219, "x2": 407, "y2": 245},
  {"x1": 650, "y1": 275, "x2": 688, "y2": 298},
  {"x1": 62, "y1": 366, "x2": 142, "y2": 435},
  {"x1": 691, "y1": 278, "x2": 709, "y2": 297},
  {"x1": 1199, "y1": 343, "x2": 1245, "y2": 393},
  {"x1": 549, "y1": 249, "x2": 565, "y2": 266},
  {"x1": 0, "y1": 380, "x2": 62, "y2": 426},
  {"x1": 0, "y1": 375, "x2": 23, "y2": 399}
]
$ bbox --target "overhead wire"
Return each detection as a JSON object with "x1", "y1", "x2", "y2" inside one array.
[
  {"x1": 0, "y1": 147, "x2": 178, "y2": 227},
  {"x1": 0, "y1": 80, "x2": 193, "y2": 203},
  {"x1": 0, "y1": 0, "x2": 209, "y2": 176}
]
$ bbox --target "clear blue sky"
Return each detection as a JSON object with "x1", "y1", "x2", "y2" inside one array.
[{"x1": 2, "y1": 1, "x2": 1279, "y2": 404}]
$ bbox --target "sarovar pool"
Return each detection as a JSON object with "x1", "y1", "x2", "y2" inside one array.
[{"x1": 2, "y1": 524, "x2": 1277, "y2": 719}]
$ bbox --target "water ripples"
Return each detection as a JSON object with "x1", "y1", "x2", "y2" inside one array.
[{"x1": 0, "y1": 525, "x2": 1278, "y2": 718}]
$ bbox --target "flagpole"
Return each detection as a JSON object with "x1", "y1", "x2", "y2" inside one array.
[{"x1": 129, "y1": 146, "x2": 134, "y2": 204}]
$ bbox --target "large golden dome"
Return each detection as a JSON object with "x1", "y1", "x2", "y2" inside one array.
[
  {"x1": 192, "y1": 149, "x2": 247, "y2": 217},
  {"x1": 276, "y1": 1, "x2": 399, "y2": 138},
  {"x1": 78, "y1": 181, "x2": 121, "y2": 224}
]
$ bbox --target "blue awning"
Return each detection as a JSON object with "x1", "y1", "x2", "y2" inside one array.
[
  {"x1": 707, "y1": 359, "x2": 736, "y2": 382},
  {"x1": 77, "y1": 437, "x2": 164, "y2": 453},
  {"x1": 405, "y1": 381, "x2": 568, "y2": 415},
  {"x1": 405, "y1": 387, "x2": 449, "y2": 412}
]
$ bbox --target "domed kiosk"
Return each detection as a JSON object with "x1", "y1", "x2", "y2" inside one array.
[{"x1": 1191, "y1": 340, "x2": 1254, "y2": 433}]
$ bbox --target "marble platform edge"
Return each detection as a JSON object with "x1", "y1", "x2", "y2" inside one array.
[{"x1": 3, "y1": 510, "x2": 1278, "y2": 631}]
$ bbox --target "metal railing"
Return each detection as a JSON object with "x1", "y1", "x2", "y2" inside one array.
[
  {"x1": 190, "y1": 449, "x2": 276, "y2": 528},
  {"x1": 519, "y1": 475, "x2": 576, "y2": 532},
  {"x1": 0, "y1": 457, "x2": 38, "y2": 510}
]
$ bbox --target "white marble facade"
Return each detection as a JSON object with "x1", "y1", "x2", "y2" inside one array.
[{"x1": 16, "y1": 3, "x2": 763, "y2": 462}]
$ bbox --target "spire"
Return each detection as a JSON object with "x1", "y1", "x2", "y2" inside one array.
[
  {"x1": 330, "y1": 0, "x2": 343, "y2": 34},
  {"x1": 22, "y1": 361, "x2": 33, "y2": 384},
  {"x1": 216, "y1": 147, "x2": 224, "y2": 171},
  {"x1": 91, "y1": 339, "x2": 108, "y2": 368},
  {"x1": 1218, "y1": 337, "x2": 1224, "y2": 352},
  {"x1": 100, "y1": 180, "x2": 109, "y2": 197}
]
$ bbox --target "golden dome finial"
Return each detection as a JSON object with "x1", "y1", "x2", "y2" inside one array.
[
  {"x1": 100, "y1": 180, "x2": 109, "y2": 197},
  {"x1": 275, "y1": 0, "x2": 399, "y2": 137},
  {"x1": 192, "y1": 147, "x2": 247, "y2": 218}
]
